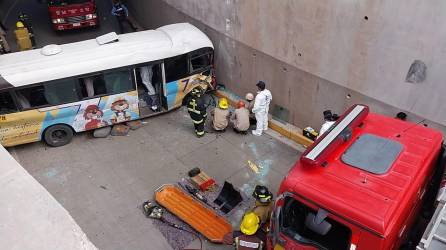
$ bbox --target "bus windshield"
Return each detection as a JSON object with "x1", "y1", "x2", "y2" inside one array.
[
  {"x1": 279, "y1": 197, "x2": 352, "y2": 250},
  {"x1": 49, "y1": 0, "x2": 90, "y2": 6}
]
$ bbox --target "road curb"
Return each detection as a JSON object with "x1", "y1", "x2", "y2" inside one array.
[{"x1": 215, "y1": 89, "x2": 314, "y2": 147}]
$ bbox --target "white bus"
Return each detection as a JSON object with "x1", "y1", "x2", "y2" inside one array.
[{"x1": 0, "y1": 23, "x2": 214, "y2": 147}]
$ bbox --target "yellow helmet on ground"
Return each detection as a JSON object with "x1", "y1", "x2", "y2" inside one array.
[
  {"x1": 240, "y1": 212, "x2": 260, "y2": 235},
  {"x1": 16, "y1": 21, "x2": 25, "y2": 28},
  {"x1": 218, "y1": 98, "x2": 229, "y2": 109}
]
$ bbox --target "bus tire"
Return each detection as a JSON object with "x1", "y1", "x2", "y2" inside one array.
[{"x1": 44, "y1": 124, "x2": 74, "y2": 147}]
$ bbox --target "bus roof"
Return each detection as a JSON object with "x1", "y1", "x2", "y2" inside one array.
[
  {"x1": 0, "y1": 23, "x2": 213, "y2": 89},
  {"x1": 284, "y1": 110, "x2": 443, "y2": 236}
]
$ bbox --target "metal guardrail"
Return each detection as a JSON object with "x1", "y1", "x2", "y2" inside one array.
[{"x1": 417, "y1": 191, "x2": 446, "y2": 250}]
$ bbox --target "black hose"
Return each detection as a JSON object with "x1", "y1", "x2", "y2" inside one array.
[{"x1": 159, "y1": 217, "x2": 203, "y2": 250}]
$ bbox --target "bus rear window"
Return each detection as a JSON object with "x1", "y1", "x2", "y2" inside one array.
[
  {"x1": 0, "y1": 92, "x2": 17, "y2": 115},
  {"x1": 280, "y1": 197, "x2": 351, "y2": 250}
]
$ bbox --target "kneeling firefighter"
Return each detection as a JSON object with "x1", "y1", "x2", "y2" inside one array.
[{"x1": 187, "y1": 87, "x2": 207, "y2": 137}]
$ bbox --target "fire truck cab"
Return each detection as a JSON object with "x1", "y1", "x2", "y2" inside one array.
[
  {"x1": 48, "y1": 0, "x2": 98, "y2": 31},
  {"x1": 269, "y1": 104, "x2": 446, "y2": 250}
]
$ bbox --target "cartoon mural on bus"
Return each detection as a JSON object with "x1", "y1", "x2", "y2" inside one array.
[
  {"x1": 83, "y1": 105, "x2": 107, "y2": 130},
  {"x1": 0, "y1": 91, "x2": 139, "y2": 146},
  {"x1": 165, "y1": 74, "x2": 212, "y2": 109},
  {"x1": 110, "y1": 97, "x2": 132, "y2": 124}
]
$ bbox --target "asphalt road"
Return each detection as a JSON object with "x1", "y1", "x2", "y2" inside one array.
[
  {"x1": 2, "y1": 0, "x2": 120, "y2": 51},
  {"x1": 9, "y1": 107, "x2": 301, "y2": 250},
  {"x1": 2, "y1": 1, "x2": 302, "y2": 248}
]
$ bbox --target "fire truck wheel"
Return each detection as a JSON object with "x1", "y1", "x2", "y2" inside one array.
[{"x1": 44, "y1": 124, "x2": 74, "y2": 147}]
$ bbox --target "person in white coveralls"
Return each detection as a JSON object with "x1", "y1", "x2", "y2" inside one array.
[{"x1": 252, "y1": 81, "x2": 272, "y2": 136}]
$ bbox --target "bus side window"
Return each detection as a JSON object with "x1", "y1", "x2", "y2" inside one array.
[
  {"x1": 103, "y1": 70, "x2": 135, "y2": 94},
  {"x1": 16, "y1": 78, "x2": 80, "y2": 109},
  {"x1": 164, "y1": 54, "x2": 189, "y2": 83},
  {"x1": 0, "y1": 92, "x2": 18, "y2": 115},
  {"x1": 16, "y1": 86, "x2": 48, "y2": 108},
  {"x1": 80, "y1": 75, "x2": 107, "y2": 98},
  {"x1": 190, "y1": 53, "x2": 211, "y2": 73}
]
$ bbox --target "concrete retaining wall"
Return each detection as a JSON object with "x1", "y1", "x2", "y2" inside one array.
[
  {"x1": 0, "y1": 146, "x2": 97, "y2": 250},
  {"x1": 126, "y1": 0, "x2": 446, "y2": 135}
]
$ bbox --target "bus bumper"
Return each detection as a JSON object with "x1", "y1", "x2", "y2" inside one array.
[{"x1": 53, "y1": 18, "x2": 98, "y2": 31}]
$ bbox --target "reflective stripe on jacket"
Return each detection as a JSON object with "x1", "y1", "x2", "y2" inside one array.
[
  {"x1": 187, "y1": 97, "x2": 207, "y2": 121},
  {"x1": 234, "y1": 234, "x2": 263, "y2": 250}
]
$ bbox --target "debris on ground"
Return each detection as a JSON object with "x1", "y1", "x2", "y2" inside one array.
[
  {"x1": 93, "y1": 126, "x2": 111, "y2": 138},
  {"x1": 151, "y1": 209, "x2": 198, "y2": 250},
  {"x1": 188, "y1": 167, "x2": 216, "y2": 191},
  {"x1": 214, "y1": 181, "x2": 243, "y2": 214},
  {"x1": 126, "y1": 120, "x2": 142, "y2": 130},
  {"x1": 247, "y1": 160, "x2": 260, "y2": 173},
  {"x1": 111, "y1": 124, "x2": 130, "y2": 136}
]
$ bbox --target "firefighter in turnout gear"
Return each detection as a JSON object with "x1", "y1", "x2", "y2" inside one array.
[
  {"x1": 251, "y1": 185, "x2": 273, "y2": 233},
  {"x1": 187, "y1": 87, "x2": 207, "y2": 137},
  {"x1": 223, "y1": 212, "x2": 264, "y2": 249}
]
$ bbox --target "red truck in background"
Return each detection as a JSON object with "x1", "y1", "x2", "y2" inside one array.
[
  {"x1": 268, "y1": 104, "x2": 446, "y2": 250},
  {"x1": 48, "y1": 0, "x2": 98, "y2": 30}
]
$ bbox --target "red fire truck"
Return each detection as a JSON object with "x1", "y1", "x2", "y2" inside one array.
[
  {"x1": 268, "y1": 104, "x2": 446, "y2": 250},
  {"x1": 47, "y1": 0, "x2": 98, "y2": 31}
]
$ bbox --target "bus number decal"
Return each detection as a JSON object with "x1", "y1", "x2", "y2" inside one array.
[
  {"x1": 181, "y1": 78, "x2": 190, "y2": 92},
  {"x1": 0, "y1": 115, "x2": 6, "y2": 121}
]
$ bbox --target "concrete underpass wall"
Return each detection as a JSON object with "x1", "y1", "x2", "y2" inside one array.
[{"x1": 127, "y1": 0, "x2": 446, "y2": 134}]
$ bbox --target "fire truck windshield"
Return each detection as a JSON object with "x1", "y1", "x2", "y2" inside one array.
[
  {"x1": 49, "y1": 0, "x2": 89, "y2": 6},
  {"x1": 279, "y1": 197, "x2": 352, "y2": 250}
]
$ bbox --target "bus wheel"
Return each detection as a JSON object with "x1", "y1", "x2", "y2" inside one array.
[{"x1": 44, "y1": 124, "x2": 74, "y2": 147}]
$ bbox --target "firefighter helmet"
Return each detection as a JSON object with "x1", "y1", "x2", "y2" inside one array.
[
  {"x1": 240, "y1": 212, "x2": 260, "y2": 235},
  {"x1": 237, "y1": 100, "x2": 246, "y2": 109},
  {"x1": 191, "y1": 87, "x2": 202, "y2": 96},
  {"x1": 16, "y1": 21, "x2": 25, "y2": 28},
  {"x1": 219, "y1": 98, "x2": 229, "y2": 109},
  {"x1": 245, "y1": 93, "x2": 254, "y2": 101},
  {"x1": 252, "y1": 185, "x2": 272, "y2": 204}
]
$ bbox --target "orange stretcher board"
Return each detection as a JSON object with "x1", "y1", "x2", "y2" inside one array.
[{"x1": 155, "y1": 184, "x2": 232, "y2": 243}]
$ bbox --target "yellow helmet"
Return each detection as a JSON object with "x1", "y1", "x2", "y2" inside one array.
[
  {"x1": 16, "y1": 21, "x2": 24, "y2": 28},
  {"x1": 240, "y1": 212, "x2": 260, "y2": 235},
  {"x1": 218, "y1": 98, "x2": 229, "y2": 109}
]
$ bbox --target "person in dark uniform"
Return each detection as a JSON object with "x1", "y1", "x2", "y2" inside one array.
[
  {"x1": 111, "y1": 0, "x2": 137, "y2": 34},
  {"x1": 187, "y1": 87, "x2": 207, "y2": 137},
  {"x1": 223, "y1": 212, "x2": 264, "y2": 249}
]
